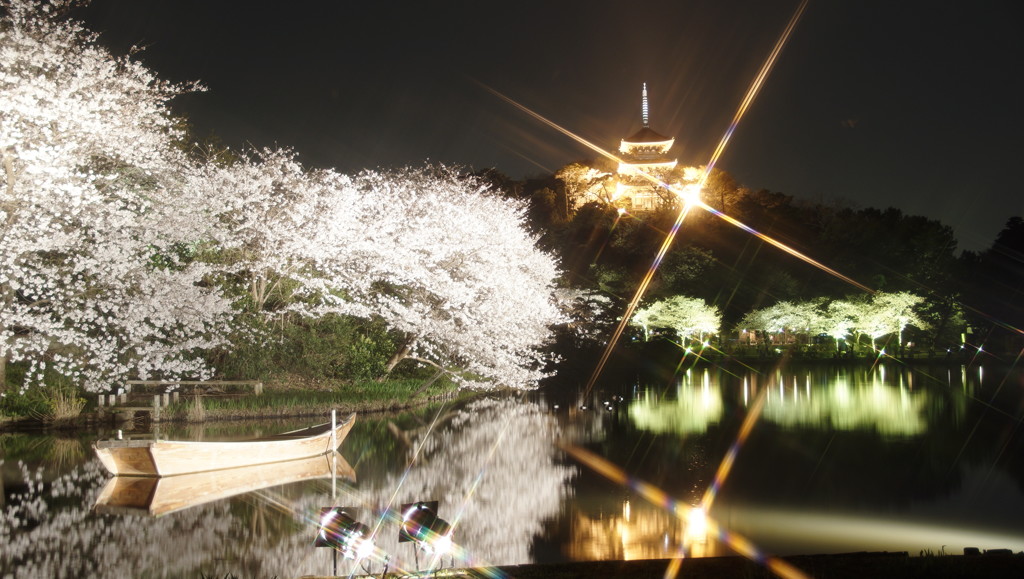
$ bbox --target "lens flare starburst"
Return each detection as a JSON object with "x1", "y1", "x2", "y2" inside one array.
[{"x1": 559, "y1": 439, "x2": 809, "y2": 579}]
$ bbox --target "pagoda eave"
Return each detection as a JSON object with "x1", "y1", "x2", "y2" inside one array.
[{"x1": 619, "y1": 161, "x2": 678, "y2": 171}]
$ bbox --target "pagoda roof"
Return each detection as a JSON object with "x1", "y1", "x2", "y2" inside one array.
[{"x1": 624, "y1": 126, "x2": 673, "y2": 144}]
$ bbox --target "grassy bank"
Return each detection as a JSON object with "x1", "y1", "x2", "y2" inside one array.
[{"x1": 159, "y1": 377, "x2": 463, "y2": 422}]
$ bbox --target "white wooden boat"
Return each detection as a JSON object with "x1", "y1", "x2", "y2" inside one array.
[
  {"x1": 93, "y1": 452, "x2": 356, "y2": 517},
  {"x1": 92, "y1": 412, "x2": 355, "y2": 476}
]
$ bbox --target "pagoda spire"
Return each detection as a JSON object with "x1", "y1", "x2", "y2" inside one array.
[{"x1": 641, "y1": 83, "x2": 649, "y2": 128}]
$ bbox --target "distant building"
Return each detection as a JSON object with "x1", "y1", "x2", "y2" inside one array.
[{"x1": 614, "y1": 84, "x2": 679, "y2": 211}]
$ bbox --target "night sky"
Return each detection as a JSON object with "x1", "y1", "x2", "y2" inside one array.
[{"x1": 72, "y1": 0, "x2": 1022, "y2": 251}]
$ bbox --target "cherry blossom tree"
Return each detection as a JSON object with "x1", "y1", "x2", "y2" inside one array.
[
  {"x1": 180, "y1": 147, "x2": 351, "y2": 315},
  {"x1": 762, "y1": 300, "x2": 824, "y2": 345},
  {"x1": 741, "y1": 301, "x2": 811, "y2": 350},
  {"x1": 1, "y1": 0, "x2": 567, "y2": 394},
  {"x1": 305, "y1": 168, "x2": 567, "y2": 389},
  {"x1": 630, "y1": 295, "x2": 721, "y2": 344},
  {"x1": 0, "y1": 0, "x2": 235, "y2": 392},
  {"x1": 197, "y1": 153, "x2": 566, "y2": 390},
  {"x1": 854, "y1": 291, "x2": 928, "y2": 351},
  {"x1": 739, "y1": 294, "x2": 927, "y2": 353},
  {"x1": 823, "y1": 299, "x2": 859, "y2": 351}
]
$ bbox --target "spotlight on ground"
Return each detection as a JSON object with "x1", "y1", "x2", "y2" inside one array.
[
  {"x1": 314, "y1": 507, "x2": 375, "y2": 560},
  {"x1": 398, "y1": 501, "x2": 454, "y2": 555}
]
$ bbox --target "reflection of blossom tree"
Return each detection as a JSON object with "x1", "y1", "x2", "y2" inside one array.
[
  {"x1": 351, "y1": 398, "x2": 576, "y2": 567},
  {"x1": 1, "y1": 460, "x2": 240, "y2": 577},
  {"x1": 1, "y1": 457, "x2": 343, "y2": 577},
  {"x1": 1, "y1": 399, "x2": 574, "y2": 575}
]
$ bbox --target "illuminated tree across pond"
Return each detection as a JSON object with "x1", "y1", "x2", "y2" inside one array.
[
  {"x1": 737, "y1": 292, "x2": 929, "y2": 353},
  {"x1": 630, "y1": 296, "x2": 721, "y2": 344}
]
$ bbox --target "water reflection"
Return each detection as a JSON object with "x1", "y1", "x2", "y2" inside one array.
[
  {"x1": 562, "y1": 363, "x2": 1024, "y2": 563},
  {"x1": 567, "y1": 499, "x2": 724, "y2": 562},
  {"x1": 343, "y1": 397, "x2": 575, "y2": 570},
  {"x1": 630, "y1": 366, "x2": 929, "y2": 437},
  {"x1": 761, "y1": 374, "x2": 926, "y2": 436},
  {"x1": 629, "y1": 372, "x2": 723, "y2": 435},
  {"x1": 1, "y1": 397, "x2": 572, "y2": 577},
  {"x1": 2, "y1": 365, "x2": 1023, "y2": 577},
  {"x1": 93, "y1": 453, "x2": 355, "y2": 517}
]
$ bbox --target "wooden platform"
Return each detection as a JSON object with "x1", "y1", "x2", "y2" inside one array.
[{"x1": 95, "y1": 380, "x2": 263, "y2": 422}]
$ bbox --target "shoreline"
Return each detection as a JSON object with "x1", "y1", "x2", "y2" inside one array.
[
  {"x1": 0, "y1": 388, "x2": 474, "y2": 434},
  {"x1": 304, "y1": 551, "x2": 1024, "y2": 579},
  {"x1": 0, "y1": 355, "x2": 1006, "y2": 433}
]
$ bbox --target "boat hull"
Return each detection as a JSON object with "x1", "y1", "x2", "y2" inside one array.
[
  {"x1": 93, "y1": 452, "x2": 356, "y2": 517},
  {"x1": 93, "y1": 413, "x2": 355, "y2": 476}
]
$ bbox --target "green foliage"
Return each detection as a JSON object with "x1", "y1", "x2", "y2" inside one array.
[
  {"x1": 212, "y1": 312, "x2": 399, "y2": 383},
  {"x1": 590, "y1": 264, "x2": 631, "y2": 298},
  {"x1": 0, "y1": 365, "x2": 88, "y2": 419},
  {"x1": 656, "y1": 245, "x2": 715, "y2": 294},
  {"x1": 146, "y1": 241, "x2": 202, "y2": 271},
  {"x1": 0, "y1": 386, "x2": 51, "y2": 418}
]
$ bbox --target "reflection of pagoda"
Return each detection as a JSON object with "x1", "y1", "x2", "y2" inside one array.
[
  {"x1": 566, "y1": 499, "x2": 722, "y2": 561},
  {"x1": 616, "y1": 83, "x2": 678, "y2": 211}
]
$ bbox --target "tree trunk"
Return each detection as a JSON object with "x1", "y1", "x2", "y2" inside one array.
[
  {"x1": 0, "y1": 287, "x2": 10, "y2": 394},
  {"x1": 2, "y1": 148, "x2": 15, "y2": 394},
  {"x1": 378, "y1": 335, "x2": 415, "y2": 381}
]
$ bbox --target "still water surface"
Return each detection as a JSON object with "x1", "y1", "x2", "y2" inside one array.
[{"x1": 2, "y1": 363, "x2": 1023, "y2": 577}]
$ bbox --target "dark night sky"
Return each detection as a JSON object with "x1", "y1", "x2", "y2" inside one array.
[{"x1": 72, "y1": 0, "x2": 1022, "y2": 251}]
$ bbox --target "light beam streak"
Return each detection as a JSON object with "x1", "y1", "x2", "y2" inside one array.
[
  {"x1": 482, "y1": 84, "x2": 627, "y2": 168},
  {"x1": 700, "y1": 386, "x2": 767, "y2": 511},
  {"x1": 696, "y1": 199, "x2": 875, "y2": 294}
]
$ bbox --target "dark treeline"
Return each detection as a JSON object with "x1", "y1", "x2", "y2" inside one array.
[{"x1": 475, "y1": 166, "x2": 1024, "y2": 358}]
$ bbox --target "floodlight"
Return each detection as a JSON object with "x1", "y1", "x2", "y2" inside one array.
[
  {"x1": 398, "y1": 501, "x2": 454, "y2": 554},
  {"x1": 314, "y1": 507, "x2": 375, "y2": 560}
]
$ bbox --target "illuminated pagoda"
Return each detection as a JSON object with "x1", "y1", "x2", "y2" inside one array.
[{"x1": 615, "y1": 83, "x2": 678, "y2": 211}]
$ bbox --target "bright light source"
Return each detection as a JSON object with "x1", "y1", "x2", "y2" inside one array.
[
  {"x1": 314, "y1": 507, "x2": 375, "y2": 560},
  {"x1": 398, "y1": 501, "x2": 454, "y2": 554},
  {"x1": 680, "y1": 183, "x2": 701, "y2": 206},
  {"x1": 685, "y1": 506, "x2": 708, "y2": 545}
]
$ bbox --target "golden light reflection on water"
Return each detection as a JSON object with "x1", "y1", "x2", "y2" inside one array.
[{"x1": 566, "y1": 500, "x2": 725, "y2": 561}]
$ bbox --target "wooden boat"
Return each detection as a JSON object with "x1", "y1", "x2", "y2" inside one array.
[
  {"x1": 93, "y1": 452, "x2": 356, "y2": 517},
  {"x1": 92, "y1": 412, "x2": 355, "y2": 476}
]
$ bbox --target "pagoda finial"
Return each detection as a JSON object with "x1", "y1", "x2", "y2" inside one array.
[{"x1": 641, "y1": 83, "x2": 649, "y2": 128}]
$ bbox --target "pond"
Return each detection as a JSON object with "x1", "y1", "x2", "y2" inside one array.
[{"x1": 2, "y1": 363, "x2": 1023, "y2": 578}]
